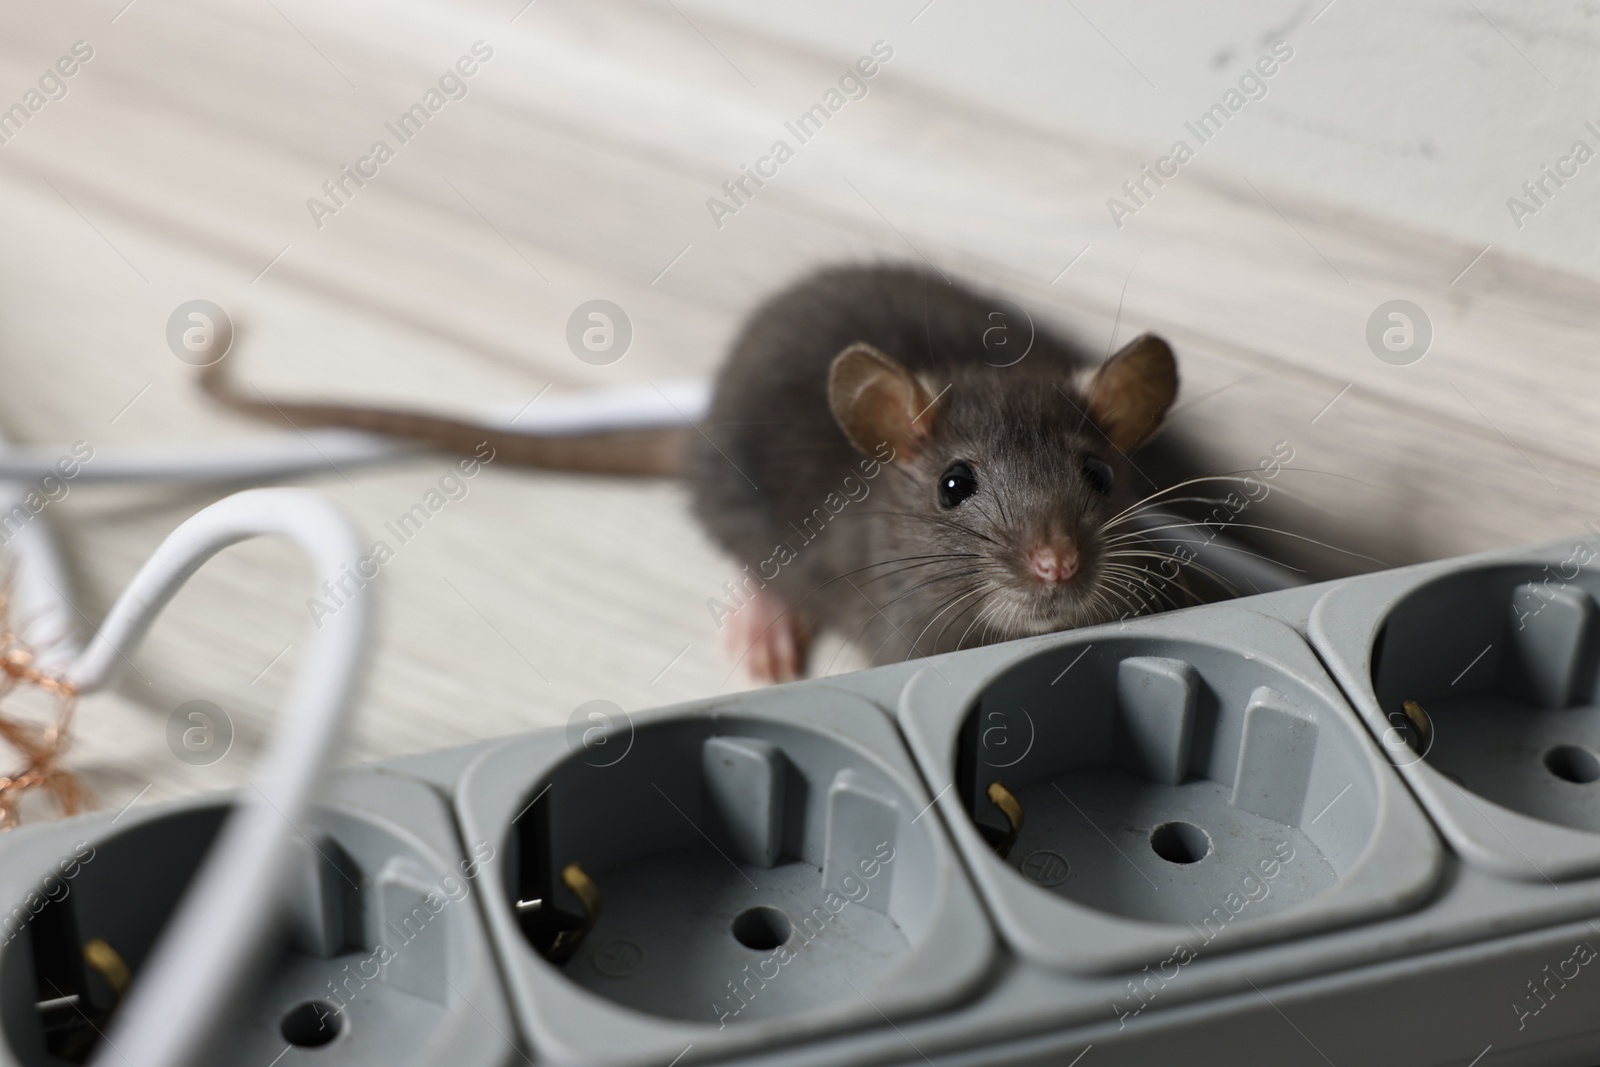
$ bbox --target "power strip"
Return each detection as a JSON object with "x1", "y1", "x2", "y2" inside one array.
[{"x1": 3, "y1": 534, "x2": 1600, "y2": 1067}]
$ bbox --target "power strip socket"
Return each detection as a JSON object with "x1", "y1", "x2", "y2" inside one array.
[{"x1": 4, "y1": 535, "x2": 1600, "y2": 1067}]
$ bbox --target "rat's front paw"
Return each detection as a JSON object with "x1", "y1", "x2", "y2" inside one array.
[{"x1": 725, "y1": 588, "x2": 811, "y2": 683}]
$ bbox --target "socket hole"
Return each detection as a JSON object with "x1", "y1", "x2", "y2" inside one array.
[
  {"x1": 1544, "y1": 744, "x2": 1600, "y2": 784},
  {"x1": 731, "y1": 906, "x2": 792, "y2": 950},
  {"x1": 1149, "y1": 821, "x2": 1212, "y2": 864},
  {"x1": 281, "y1": 1000, "x2": 342, "y2": 1048}
]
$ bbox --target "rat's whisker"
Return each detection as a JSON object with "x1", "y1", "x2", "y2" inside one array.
[
  {"x1": 1107, "y1": 566, "x2": 1203, "y2": 607},
  {"x1": 851, "y1": 566, "x2": 990, "y2": 630},
  {"x1": 1099, "y1": 565, "x2": 1187, "y2": 613},
  {"x1": 1098, "y1": 473, "x2": 1292, "y2": 530},
  {"x1": 896, "y1": 581, "x2": 988, "y2": 657},
  {"x1": 1107, "y1": 519, "x2": 1384, "y2": 565},
  {"x1": 1100, "y1": 472, "x2": 1266, "y2": 527},
  {"x1": 1098, "y1": 466, "x2": 1369, "y2": 529},
  {"x1": 1099, "y1": 560, "x2": 1177, "y2": 597},
  {"x1": 1094, "y1": 579, "x2": 1141, "y2": 622},
  {"x1": 1101, "y1": 464, "x2": 1389, "y2": 532},
  {"x1": 1108, "y1": 533, "x2": 1310, "y2": 574},
  {"x1": 1097, "y1": 582, "x2": 1134, "y2": 623},
  {"x1": 896, "y1": 569, "x2": 990, "y2": 603},
  {"x1": 1101, "y1": 548, "x2": 1242, "y2": 599},
  {"x1": 1079, "y1": 584, "x2": 1107, "y2": 623},
  {"x1": 977, "y1": 601, "x2": 998, "y2": 647},
  {"x1": 956, "y1": 600, "x2": 993, "y2": 651},
  {"x1": 1093, "y1": 573, "x2": 1138, "y2": 610},
  {"x1": 910, "y1": 584, "x2": 990, "y2": 654},
  {"x1": 816, "y1": 553, "x2": 985, "y2": 593},
  {"x1": 960, "y1": 595, "x2": 1010, "y2": 650},
  {"x1": 1102, "y1": 542, "x2": 1231, "y2": 584},
  {"x1": 937, "y1": 586, "x2": 993, "y2": 651},
  {"x1": 857, "y1": 555, "x2": 992, "y2": 587},
  {"x1": 1092, "y1": 578, "x2": 1140, "y2": 625},
  {"x1": 1097, "y1": 494, "x2": 1238, "y2": 531}
]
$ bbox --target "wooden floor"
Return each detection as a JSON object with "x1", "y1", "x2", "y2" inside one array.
[{"x1": 1, "y1": 0, "x2": 1598, "y2": 815}]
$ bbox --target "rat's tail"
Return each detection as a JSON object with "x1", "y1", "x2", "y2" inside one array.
[{"x1": 198, "y1": 359, "x2": 691, "y2": 477}]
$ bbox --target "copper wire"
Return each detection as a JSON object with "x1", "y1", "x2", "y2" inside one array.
[{"x1": 0, "y1": 591, "x2": 83, "y2": 829}]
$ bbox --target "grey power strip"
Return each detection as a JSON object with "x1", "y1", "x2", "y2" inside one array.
[{"x1": 4, "y1": 535, "x2": 1600, "y2": 1067}]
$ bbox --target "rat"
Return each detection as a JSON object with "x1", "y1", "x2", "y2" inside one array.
[
  {"x1": 201, "y1": 264, "x2": 1192, "y2": 683},
  {"x1": 686, "y1": 265, "x2": 1183, "y2": 681}
]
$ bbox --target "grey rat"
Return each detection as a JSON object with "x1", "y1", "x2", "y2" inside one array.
[
  {"x1": 202, "y1": 264, "x2": 1190, "y2": 682},
  {"x1": 687, "y1": 265, "x2": 1182, "y2": 681}
]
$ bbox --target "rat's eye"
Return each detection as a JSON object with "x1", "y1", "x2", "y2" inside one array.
[
  {"x1": 938, "y1": 461, "x2": 978, "y2": 508},
  {"x1": 1082, "y1": 456, "x2": 1114, "y2": 495}
]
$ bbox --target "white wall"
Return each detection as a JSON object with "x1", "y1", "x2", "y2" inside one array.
[{"x1": 676, "y1": 0, "x2": 1600, "y2": 280}]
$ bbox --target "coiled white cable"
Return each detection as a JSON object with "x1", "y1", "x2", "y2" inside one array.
[
  {"x1": 7, "y1": 382, "x2": 708, "y2": 1062},
  {"x1": 0, "y1": 428, "x2": 80, "y2": 670},
  {"x1": 74, "y1": 488, "x2": 373, "y2": 1067}
]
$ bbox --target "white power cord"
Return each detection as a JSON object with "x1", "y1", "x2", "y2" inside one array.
[
  {"x1": 70, "y1": 488, "x2": 373, "y2": 1067},
  {"x1": 0, "y1": 428, "x2": 80, "y2": 670},
  {"x1": 4, "y1": 515, "x2": 79, "y2": 671},
  {"x1": 0, "y1": 380, "x2": 712, "y2": 485},
  {"x1": 0, "y1": 381, "x2": 704, "y2": 1065}
]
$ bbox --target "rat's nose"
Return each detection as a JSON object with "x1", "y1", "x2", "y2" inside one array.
[{"x1": 1027, "y1": 541, "x2": 1080, "y2": 585}]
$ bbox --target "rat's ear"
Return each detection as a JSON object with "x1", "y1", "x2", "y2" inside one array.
[
  {"x1": 828, "y1": 343, "x2": 938, "y2": 462},
  {"x1": 1085, "y1": 333, "x2": 1178, "y2": 452}
]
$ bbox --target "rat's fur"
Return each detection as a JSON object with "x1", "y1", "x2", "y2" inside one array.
[{"x1": 689, "y1": 265, "x2": 1188, "y2": 670}]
